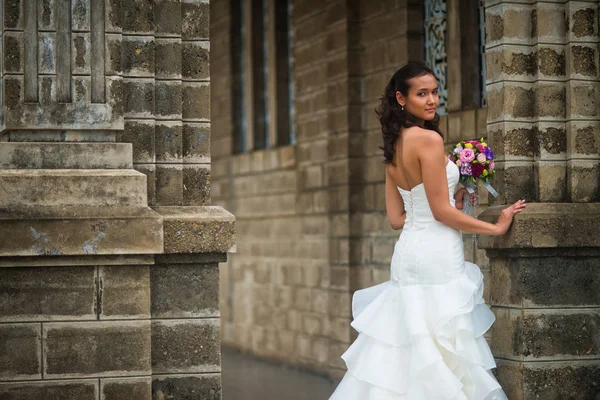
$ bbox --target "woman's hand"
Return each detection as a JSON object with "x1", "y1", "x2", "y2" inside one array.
[
  {"x1": 454, "y1": 188, "x2": 468, "y2": 210},
  {"x1": 494, "y1": 199, "x2": 527, "y2": 235}
]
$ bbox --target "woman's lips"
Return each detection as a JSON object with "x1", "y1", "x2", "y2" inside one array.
[{"x1": 425, "y1": 108, "x2": 436, "y2": 113}]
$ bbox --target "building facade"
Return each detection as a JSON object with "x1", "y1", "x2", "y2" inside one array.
[
  {"x1": 0, "y1": 1, "x2": 233, "y2": 399},
  {"x1": 212, "y1": 0, "x2": 600, "y2": 398}
]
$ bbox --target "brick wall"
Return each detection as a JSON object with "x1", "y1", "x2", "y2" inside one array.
[{"x1": 212, "y1": 0, "x2": 494, "y2": 379}]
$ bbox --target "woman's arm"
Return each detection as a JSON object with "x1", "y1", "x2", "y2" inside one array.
[
  {"x1": 417, "y1": 130, "x2": 525, "y2": 235},
  {"x1": 385, "y1": 166, "x2": 406, "y2": 230}
]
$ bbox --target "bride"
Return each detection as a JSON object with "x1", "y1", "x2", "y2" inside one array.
[{"x1": 329, "y1": 62, "x2": 526, "y2": 399}]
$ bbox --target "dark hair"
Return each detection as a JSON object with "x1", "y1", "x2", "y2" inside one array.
[{"x1": 376, "y1": 62, "x2": 443, "y2": 165}]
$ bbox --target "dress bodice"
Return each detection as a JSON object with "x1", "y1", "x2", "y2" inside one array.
[{"x1": 397, "y1": 161, "x2": 459, "y2": 229}]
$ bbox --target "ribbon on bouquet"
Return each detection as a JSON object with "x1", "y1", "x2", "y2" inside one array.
[
  {"x1": 462, "y1": 181, "x2": 499, "y2": 243},
  {"x1": 464, "y1": 181, "x2": 499, "y2": 198}
]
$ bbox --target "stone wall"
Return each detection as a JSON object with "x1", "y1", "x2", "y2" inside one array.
[
  {"x1": 0, "y1": 1, "x2": 234, "y2": 399},
  {"x1": 479, "y1": 1, "x2": 600, "y2": 398},
  {"x1": 212, "y1": 0, "x2": 495, "y2": 379}
]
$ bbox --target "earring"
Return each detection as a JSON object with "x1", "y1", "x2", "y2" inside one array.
[{"x1": 400, "y1": 105, "x2": 405, "y2": 111}]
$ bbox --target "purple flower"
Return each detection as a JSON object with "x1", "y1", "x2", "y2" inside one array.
[
  {"x1": 460, "y1": 163, "x2": 472, "y2": 176},
  {"x1": 485, "y1": 146, "x2": 494, "y2": 160}
]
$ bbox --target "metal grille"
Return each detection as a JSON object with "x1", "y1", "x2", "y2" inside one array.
[
  {"x1": 479, "y1": 0, "x2": 487, "y2": 107},
  {"x1": 424, "y1": 0, "x2": 448, "y2": 115}
]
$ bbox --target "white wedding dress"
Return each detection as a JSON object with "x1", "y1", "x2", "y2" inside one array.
[{"x1": 330, "y1": 161, "x2": 508, "y2": 400}]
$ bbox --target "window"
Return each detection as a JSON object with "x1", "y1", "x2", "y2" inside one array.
[
  {"x1": 424, "y1": 0, "x2": 448, "y2": 114},
  {"x1": 424, "y1": 0, "x2": 487, "y2": 114},
  {"x1": 232, "y1": 0, "x2": 295, "y2": 154}
]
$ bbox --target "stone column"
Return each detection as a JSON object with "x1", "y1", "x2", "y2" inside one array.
[
  {"x1": 481, "y1": 1, "x2": 600, "y2": 398},
  {"x1": 0, "y1": 1, "x2": 233, "y2": 399}
]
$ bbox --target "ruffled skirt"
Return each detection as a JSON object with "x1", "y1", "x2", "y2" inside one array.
[{"x1": 329, "y1": 262, "x2": 508, "y2": 400}]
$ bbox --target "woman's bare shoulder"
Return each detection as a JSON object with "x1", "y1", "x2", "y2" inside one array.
[{"x1": 403, "y1": 126, "x2": 443, "y2": 146}]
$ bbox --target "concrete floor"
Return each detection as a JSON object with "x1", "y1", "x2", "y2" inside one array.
[{"x1": 221, "y1": 347, "x2": 338, "y2": 400}]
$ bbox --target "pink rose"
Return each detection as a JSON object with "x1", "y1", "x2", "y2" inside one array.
[
  {"x1": 489, "y1": 161, "x2": 495, "y2": 171},
  {"x1": 476, "y1": 144, "x2": 485, "y2": 153},
  {"x1": 459, "y1": 148, "x2": 475, "y2": 163},
  {"x1": 476, "y1": 153, "x2": 486, "y2": 163}
]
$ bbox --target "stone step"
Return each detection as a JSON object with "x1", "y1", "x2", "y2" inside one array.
[
  {"x1": 0, "y1": 206, "x2": 163, "y2": 256},
  {"x1": 0, "y1": 142, "x2": 132, "y2": 169},
  {"x1": 0, "y1": 169, "x2": 147, "y2": 207}
]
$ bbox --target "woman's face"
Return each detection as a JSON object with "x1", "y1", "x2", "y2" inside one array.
[{"x1": 395, "y1": 73, "x2": 439, "y2": 123}]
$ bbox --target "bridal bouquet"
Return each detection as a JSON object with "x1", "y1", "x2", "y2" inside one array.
[{"x1": 449, "y1": 138, "x2": 499, "y2": 218}]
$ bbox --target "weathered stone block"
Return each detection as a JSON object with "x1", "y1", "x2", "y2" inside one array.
[
  {"x1": 118, "y1": 120, "x2": 155, "y2": 163},
  {"x1": 152, "y1": 206, "x2": 235, "y2": 254},
  {"x1": 38, "y1": 32, "x2": 56, "y2": 74},
  {"x1": 38, "y1": 0, "x2": 56, "y2": 30},
  {"x1": 152, "y1": 374, "x2": 221, "y2": 400},
  {"x1": 72, "y1": 0, "x2": 90, "y2": 31},
  {"x1": 0, "y1": 169, "x2": 147, "y2": 208},
  {"x1": 123, "y1": 0, "x2": 153, "y2": 34},
  {"x1": 124, "y1": 79, "x2": 155, "y2": 117},
  {"x1": 156, "y1": 164, "x2": 183, "y2": 205},
  {"x1": 154, "y1": 0, "x2": 181, "y2": 36},
  {"x1": 105, "y1": 0, "x2": 123, "y2": 33},
  {"x1": 567, "y1": 81, "x2": 600, "y2": 118},
  {"x1": 72, "y1": 33, "x2": 91, "y2": 75},
  {"x1": 0, "y1": 380, "x2": 98, "y2": 400},
  {"x1": 567, "y1": 160, "x2": 600, "y2": 202},
  {"x1": 156, "y1": 39, "x2": 182, "y2": 79},
  {"x1": 0, "y1": 267, "x2": 95, "y2": 322},
  {"x1": 105, "y1": 34, "x2": 122, "y2": 75},
  {"x1": 4, "y1": 32, "x2": 24, "y2": 73},
  {"x1": 183, "y1": 164, "x2": 210, "y2": 205},
  {"x1": 535, "y1": 162, "x2": 566, "y2": 202},
  {"x1": 182, "y1": 82, "x2": 210, "y2": 120},
  {"x1": 535, "y1": 83, "x2": 566, "y2": 118},
  {"x1": 569, "y1": 5, "x2": 597, "y2": 39},
  {"x1": 537, "y1": 47, "x2": 565, "y2": 77},
  {"x1": 151, "y1": 263, "x2": 219, "y2": 318},
  {"x1": 496, "y1": 360, "x2": 600, "y2": 400},
  {"x1": 134, "y1": 163, "x2": 156, "y2": 206},
  {"x1": 535, "y1": 124, "x2": 566, "y2": 158},
  {"x1": 99, "y1": 266, "x2": 150, "y2": 319},
  {"x1": 183, "y1": 122, "x2": 210, "y2": 163},
  {"x1": 493, "y1": 308, "x2": 600, "y2": 360},
  {"x1": 536, "y1": 3, "x2": 566, "y2": 41},
  {"x1": 101, "y1": 377, "x2": 151, "y2": 400},
  {"x1": 568, "y1": 44, "x2": 598, "y2": 77},
  {"x1": 0, "y1": 207, "x2": 163, "y2": 257},
  {"x1": 0, "y1": 142, "x2": 133, "y2": 169},
  {"x1": 0, "y1": 324, "x2": 41, "y2": 380},
  {"x1": 567, "y1": 121, "x2": 600, "y2": 157},
  {"x1": 154, "y1": 122, "x2": 181, "y2": 164},
  {"x1": 480, "y1": 203, "x2": 600, "y2": 249},
  {"x1": 44, "y1": 321, "x2": 151, "y2": 378},
  {"x1": 488, "y1": 163, "x2": 536, "y2": 205},
  {"x1": 122, "y1": 36, "x2": 155, "y2": 77},
  {"x1": 4, "y1": 0, "x2": 24, "y2": 29},
  {"x1": 181, "y1": 2, "x2": 209, "y2": 40},
  {"x1": 489, "y1": 83, "x2": 535, "y2": 121},
  {"x1": 151, "y1": 319, "x2": 220, "y2": 373},
  {"x1": 182, "y1": 41, "x2": 210, "y2": 80},
  {"x1": 155, "y1": 80, "x2": 182, "y2": 118}
]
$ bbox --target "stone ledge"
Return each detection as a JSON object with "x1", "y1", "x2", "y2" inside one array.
[
  {"x1": 0, "y1": 142, "x2": 133, "y2": 169},
  {"x1": 152, "y1": 206, "x2": 235, "y2": 254},
  {"x1": 0, "y1": 206, "x2": 163, "y2": 256},
  {"x1": 478, "y1": 203, "x2": 600, "y2": 249}
]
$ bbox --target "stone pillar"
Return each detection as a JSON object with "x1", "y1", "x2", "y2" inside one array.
[
  {"x1": 481, "y1": 1, "x2": 600, "y2": 398},
  {"x1": 0, "y1": 1, "x2": 233, "y2": 399}
]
